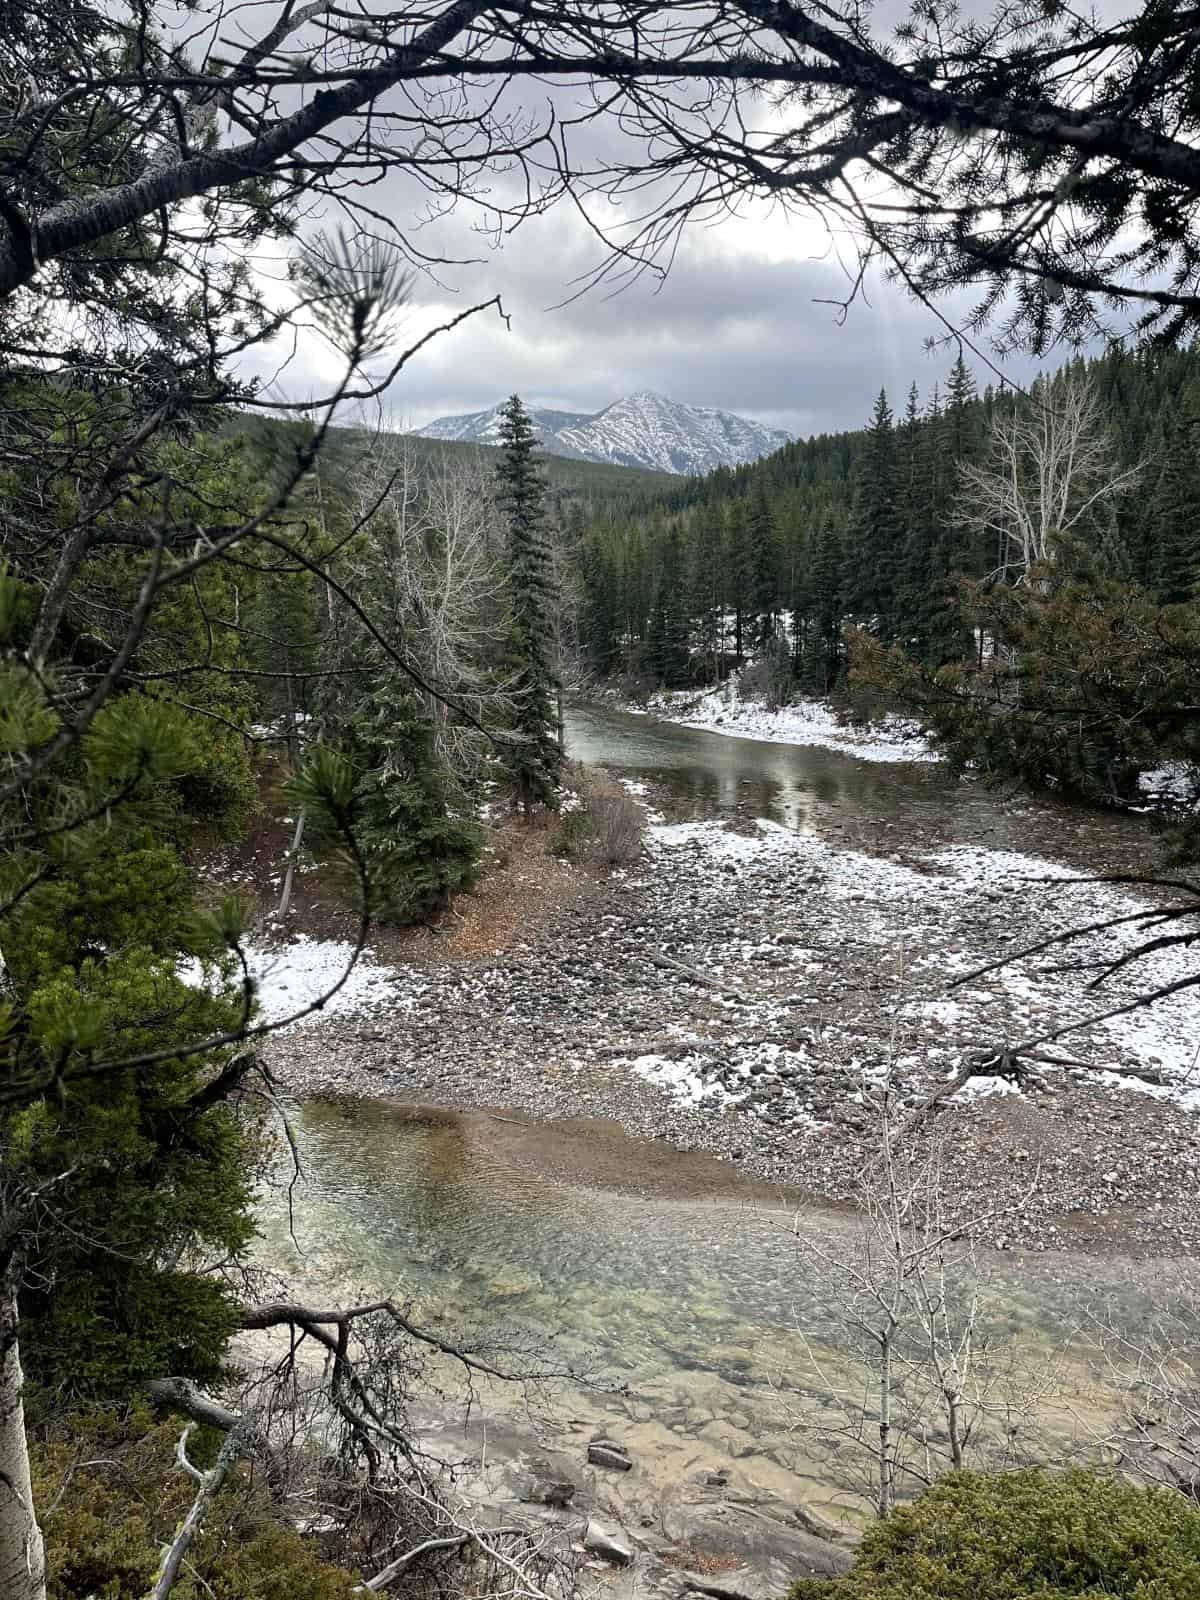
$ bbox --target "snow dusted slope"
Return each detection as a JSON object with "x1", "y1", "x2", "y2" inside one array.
[
  {"x1": 412, "y1": 391, "x2": 791, "y2": 474},
  {"x1": 415, "y1": 402, "x2": 595, "y2": 456},
  {"x1": 557, "y1": 391, "x2": 792, "y2": 474}
]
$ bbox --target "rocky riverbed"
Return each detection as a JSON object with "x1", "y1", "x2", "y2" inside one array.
[{"x1": 264, "y1": 776, "x2": 1200, "y2": 1255}]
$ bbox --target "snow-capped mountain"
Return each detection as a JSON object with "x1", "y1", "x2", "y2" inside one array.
[{"x1": 411, "y1": 391, "x2": 792, "y2": 475}]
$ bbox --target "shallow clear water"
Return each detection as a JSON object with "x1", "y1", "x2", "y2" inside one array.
[
  {"x1": 259, "y1": 704, "x2": 1166, "y2": 1505},
  {"x1": 260, "y1": 1100, "x2": 1170, "y2": 1510}
]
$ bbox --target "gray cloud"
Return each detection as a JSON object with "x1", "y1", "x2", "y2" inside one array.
[{"x1": 247, "y1": 171, "x2": 1054, "y2": 443}]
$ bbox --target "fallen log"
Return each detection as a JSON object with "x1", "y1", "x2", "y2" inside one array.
[{"x1": 646, "y1": 951, "x2": 744, "y2": 1002}]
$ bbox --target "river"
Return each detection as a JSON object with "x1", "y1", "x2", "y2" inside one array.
[
  {"x1": 564, "y1": 702, "x2": 1147, "y2": 868},
  {"x1": 255, "y1": 705, "x2": 1181, "y2": 1533}
]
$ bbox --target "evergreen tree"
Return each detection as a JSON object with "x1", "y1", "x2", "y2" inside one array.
[
  {"x1": 1147, "y1": 380, "x2": 1200, "y2": 602},
  {"x1": 897, "y1": 383, "x2": 923, "y2": 534},
  {"x1": 801, "y1": 514, "x2": 845, "y2": 692},
  {"x1": 747, "y1": 487, "x2": 781, "y2": 649},
  {"x1": 853, "y1": 572, "x2": 1200, "y2": 822},
  {"x1": 944, "y1": 353, "x2": 985, "y2": 576},
  {"x1": 340, "y1": 683, "x2": 481, "y2": 922},
  {"x1": 846, "y1": 389, "x2": 902, "y2": 637},
  {"x1": 580, "y1": 532, "x2": 621, "y2": 673},
  {"x1": 0, "y1": 557, "x2": 275, "y2": 1600},
  {"x1": 495, "y1": 395, "x2": 563, "y2": 814},
  {"x1": 726, "y1": 500, "x2": 753, "y2": 661},
  {"x1": 690, "y1": 505, "x2": 727, "y2": 681},
  {"x1": 895, "y1": 382, "x2": 930, "y2": 650},
  {"x1": 944, "y1": 353, "x2": 980, "y2": 465},
  {"x1": 648, "y1": 528, "x2": 691, "y2": 683}
]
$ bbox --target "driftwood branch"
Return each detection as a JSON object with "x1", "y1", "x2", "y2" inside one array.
[
  {"x1": 146, "y1": 1426, "x2": 242, "y2": 1600},
  {"x1": 146, "y1": 1378, "x2": 285, "y2": 1498},
  {"x1": 647, "y1": 950, "x2": 744, "y2": 1001}
]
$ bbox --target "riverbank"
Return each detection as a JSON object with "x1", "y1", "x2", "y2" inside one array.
[
  {"x1": 619, "y1": 680, "x2": 936, "y2": 764},
  {"x1": 262, "y1": 764, "x2": 1200, "y2": 1255},
  {"x1": 256, "y1": 1097, "x2": 1156, "y2": 1584}
]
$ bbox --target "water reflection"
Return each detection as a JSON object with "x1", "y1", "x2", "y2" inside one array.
[
  {"x1": 564, "y1": 703, "x2": 1143, "y2": 862},
  {"x1": 566, "y1": 704, "x2": 955, "y2": 835}
]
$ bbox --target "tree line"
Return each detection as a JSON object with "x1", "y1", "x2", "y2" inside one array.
[{"x1": 575, "y1": 345, "x2": 1200, "y2": 700}]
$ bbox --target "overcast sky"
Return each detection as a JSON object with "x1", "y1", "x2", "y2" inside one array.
[{"x1": 246, "y1": 95, "x2": 1057, "y2": 444}]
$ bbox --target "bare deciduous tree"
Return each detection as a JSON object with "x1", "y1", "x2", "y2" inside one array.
[
  {"x1": 336, "y1": 437, "x2": 517, "y2": 786},
  {"x1": 1086, "y1": 1273, "x2": 1200, "y2": 1502},
  {"x1": 784, "y1": 1080, "x2": 1052, "y2": 1517},
  {"x1": 957, "y1": 377, "x2": 1141, "y2": 584}
]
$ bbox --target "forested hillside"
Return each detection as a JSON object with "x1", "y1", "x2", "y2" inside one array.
[
  {"x1": 229, "y1": 414, "x2": 678, "y2": 519},
  {"x1": 574, "y1": 347, "x2": 1200, "y2": 693}
]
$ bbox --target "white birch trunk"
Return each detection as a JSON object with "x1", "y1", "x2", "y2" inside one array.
[
  {"x1": 0, "y1": 1281, "x2": 46, "y2": 1600},
  {"x1": 877, "y1": 1329, "x2": 894, "y2": 1518}
]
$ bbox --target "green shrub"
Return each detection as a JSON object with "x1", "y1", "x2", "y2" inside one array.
[
  {"x1": 788, "y1": 1469, "x2": 1200, "y2": 1600},
  {"x1": 35, "y1": 1413, "x2": 363, "y2": 1600}
]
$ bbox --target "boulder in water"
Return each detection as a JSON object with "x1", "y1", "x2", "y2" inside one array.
[
  {"x1": 588, "y1": 1439, "x2": 633, "y2": 1472},
  {"x1": 524, "y1": 1456, "x2": 577, "y2": 1508},
  {"x1": 584, "y1": 1517, "x2": 634, "y2": 1566}
]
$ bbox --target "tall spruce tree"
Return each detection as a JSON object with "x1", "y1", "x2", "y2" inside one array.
[
  {"x1": 495, "y1": 395, "x2": 563, "y2": 815},
  {"x1": 896, "y1": 382, "x2": 931, "y2": 650},
  {"x1": 944, "y1": 354, "x2": 985, "y2": 579},
  {"x1": 1147, "y1": 380, "x2": 1200, "y2": 603},
  {"x1": 803, "y1": 514, "x2": 846, "y2": 691},
  {"x1": 690, "y1": 505, "x2": 727, "y2": 682},
  {"x1": 846, "y1": 389, "x2": 902, "y2": 637},
  {"x1": 648, "y1": 528, "x2": 691, "y2": 684},
  {"x1": 721, "y1": 500, "x2": 752, "y2": 662},
  {"x1": 580, "y1": 532, "x2": 621, "y2": 673},
  {"x1": 747, "y1": 487, "x2": 781, "y2": 649}
]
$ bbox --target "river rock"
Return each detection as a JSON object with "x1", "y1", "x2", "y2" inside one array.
[
  {"x1": 584, "y1": 1517, "x2": 634, "y2": 1566},
  {"x1": 588, "y1": 1440, "x2": 634, "y2": 1472},
  {"x1": 661, "y1": 1498, "x2": 852, "y2": 1585},
  {"x1": 523, "y1": 1456, "x2": 577, "y2": 1508}
]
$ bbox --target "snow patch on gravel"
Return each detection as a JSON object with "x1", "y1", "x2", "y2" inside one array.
[
  {"x1": 184, "y1": 936, "x2": 405, "y2": 1027},
  {"x1": 626, "y1": 1052, "x2": 740, "y2": 1107},
  {"x1": 642, "y1": 820, "x2": 1200, "y2": 1114},
  {"x1": 649, "y1": 818, "x2": 799, "y2": 860}
]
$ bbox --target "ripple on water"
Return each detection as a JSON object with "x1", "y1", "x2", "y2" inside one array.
[{"x1": 258, "y1": 1097, "x2": 1172, "y2": 1500}]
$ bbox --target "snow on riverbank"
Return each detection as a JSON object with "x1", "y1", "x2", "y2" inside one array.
[
  {"x1": 184, "y1": 935, "x2": 407, "y2": 1027},
  {"x1": 630, "y1": 683, "x2": 1194, "y2": 815},
  {"x1": 634, "y1": 679, "x2": 936, "y2": 764},
  {"x1": 264, "y1": 791, "x2": 1200, "y2": 1248},
  {"x1": 618, "y1": 818, "x2": 1200, "y2": 1117}
]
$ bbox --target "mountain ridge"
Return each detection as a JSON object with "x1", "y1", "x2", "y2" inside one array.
[{"x1": 411, "y1": 390, "x2": 792, "y2": 475}]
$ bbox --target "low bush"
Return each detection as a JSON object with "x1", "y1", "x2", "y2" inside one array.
[
  {"x1": 35, "y1": 1412, "x2": 362, "y2": 1600},
  {"x1": 553, "y1": 769, "x2": 644, "y2": 867},
  {"x1": 586, "y1": 787, "x2": 645, "y2": 865},
  {"x1": 740, "y1": 639, "x2": 793, "y2": 709},
  {"x1": 788, "y1": 1468, "x2": 1200, "y2": 1600}
]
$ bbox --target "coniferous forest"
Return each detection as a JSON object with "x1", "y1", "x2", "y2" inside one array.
[
  {"x1": 570, "y1": 347, "x2": 1200, "y2": 824},
  {"x1": 574, "y1": 347, "x2": 1199, "y2": 688}
]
